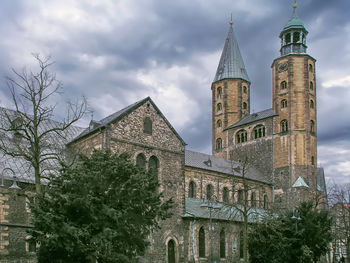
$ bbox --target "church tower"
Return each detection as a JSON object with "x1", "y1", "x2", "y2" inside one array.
[
  {"x1": 272, "y1": 4, "x2": 317, "y2": 192},
  {"x1": 212, "y1": 20, "x2": 250, "y2": 158}
]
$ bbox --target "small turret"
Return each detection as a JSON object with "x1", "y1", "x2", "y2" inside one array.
[{"x1": 280, "y1": 4, "x2": 308, "y2": 56}]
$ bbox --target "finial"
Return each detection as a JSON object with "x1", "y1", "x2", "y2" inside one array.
[
  {"x1": 229, "y1": 13, "x2": 233, "y2": 26},
  {"x1": 293, "y1": 0, "x2": 297, "y2": 9}
]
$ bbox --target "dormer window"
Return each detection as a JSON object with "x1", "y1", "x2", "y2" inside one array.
[{"x1": 143, "y1": 117, "x2": 152, "y2": 135}]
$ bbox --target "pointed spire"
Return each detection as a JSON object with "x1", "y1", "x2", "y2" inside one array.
[
  {"x1": 282, "y1": 2, "x2": 307, "y2": 32},
  {"x1": 213, "y1": 20, "x2": 250, "y2": 83}
]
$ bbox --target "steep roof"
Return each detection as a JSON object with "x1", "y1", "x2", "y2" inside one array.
[
  {"x1": 317, "y1": 168, "x2": 327, "y2": 194},
  {"x1": 280, "y1": 6, "x2": 308, "y2": 36},
  {"x1": 213, "y1": 24, "x2": 250, "y2": 83},
  {"x1": 69, "y1": 97, "x2": 186, "y2": 145},
  {"x1": 185, "y1": 150, "x2": 271, "y2": 184},
  {"x1": 225, "y1": 108, "x2": 277, "y2": 130}
]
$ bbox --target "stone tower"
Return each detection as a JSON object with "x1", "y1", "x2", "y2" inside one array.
[
  {"x1": 271, "y1": 4, "x2": 317, "y2": 192},
  {"x1": 212, "y1": 20, "x2": 250, "y2": 158}
]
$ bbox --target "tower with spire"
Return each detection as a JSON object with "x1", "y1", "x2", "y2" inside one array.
[
  {"x1": 212, "y1": 19, "x2": 250, "y2": 158},
  {"x1": 211, "y1": 4, "x2": 322, "y2": 205}
]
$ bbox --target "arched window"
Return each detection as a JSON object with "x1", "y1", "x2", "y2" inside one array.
[
  {"x1": 281, "y1": 119, "x2": 288, "y2": 132},
  {"x1": 310, "y1": 81, "x2": 314, "y2": 90},
  {"x1": 263, "y1": 195, "x2": 268, "y2": 209},
  {"x1": 217, "y1": 87, "x2": 222, "y2": 99},
  {"x1": 309, "y1": 64, "x2": 313, "y2": 72},
  {"x1": 251, "y1": 192, "x2": 257, "y2": 207},
  {"x1": 243, "y1": 86, "x2": 247, "y2": 94},
  {"x1": 223, "y1": 187, "x2": 229, "y2": 203},
  {"x1": 206, "y1": 184, "x2": 214, "y2": 200},
  {"x1": 149, "y1": 156, "x2": 159, "y2": 180},
  {"x1": 253, "y1": 125, "x2": 266, "y2": 139},
  {"x1": 311, "y1": 156, "x2": 315, "y2": 165},
  {"x1": 238, "y1": 189, "x2": 244, "y2": 204},
  {"x1": 188, "y1": 181, "x2": 196, "y2": 198},
  {"x1": 310, "y1": 120, "x2": 315, "y2": 133},
  {"x1": 281, "y1": 81, "x2": 287, "y2": 90},
  {"x1": 199, "y1": 227, "x2": 206, "y2": 258},
  {"x1": 220, "y1": 229, "x2": 226, "y2": 258},
  {"x1": 293, "y1": 32, "x2": 300, "y2": 43},
  {"x1": 136, "y1": 153, "x2": 146, "y2": 169},
  {"x1": 236, "y1": 129, "x2": 247, "y2": 144},
  {"x1": 285, "y1": 33, "x2": 291, "y2": 44},
  {"x1": 281, "y1": 99, "x2": 287, "y2": 108},
  {"x1": 242, "y1": 102, "x2": 247, "y2": 110},
  {"x1": 168, "y1": 239, "x2": 176, "y2": 263},
  {"x1": 217, "y1": 119, "x2": 222, "y2": 128},
  {"x1": 143, "y1": 117, "x2": 152, "y2": 135},
  {"x1": 217, "y1": 103, "x2": 222, "y2": 112},
  {"x1": 310, "y1": 99, "x2": 314, "y2": 109},
  {"x1": 26, "y1": 238, "x2": 36, "y2": 253},
  {"x1": 216, "y1": 138, "x2": 222, "y2": 150}
]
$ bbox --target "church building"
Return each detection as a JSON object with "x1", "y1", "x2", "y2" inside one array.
[{"x1": 0, "y1": 4, "x2": 326, "y2": 263}]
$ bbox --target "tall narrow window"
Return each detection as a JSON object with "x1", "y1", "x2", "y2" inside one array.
[
  {"x1": 149, "y1": 156, "x2": 159, "y2": 181},
  {"x1": 168, "y1": 240, "x2": 176, "y2": 263},
  {"x1": 188, "y1": 181, "x2": 196, "y2": 198},
  {"x1": 281, "y1": 81, "x2": 287, "y2": 90},
  {"x1": 243, "y1": 102, "x2": 247, "y2": 110},
  {"x1": 217, "y1": 119, "x2": 222, "y2": 128},
  {"x1": 217, "y1": 103, "x2": 222, "y2": 112},
  {"x1": 220, "y1": 229, "x2": 226, "y2": 258},
  {"x1": 310, "y1": 100, "x2": 314, "y2": 109},
  {"x1": 263, "y1": 195, "x2": 268, "y2": 209},
  {"x1": 293, "y1": 32, "x2": 300, "y2": 43},
  {"x1": 311, "y1": 156, "x2": 315, "y2": 165},
  {"x1": 239, "y1": 230, "x2": 244, "y2": 259},
  {"x1": 285, "y1": 33, "x2": 291, "y2": 44},
  {"x1": 199, "y1": 227, "x2": 206, "y2": 258},
  {"x1": 206, "y1": 184, "x2": 214, "y2": 200},
  {"x1": 310, "y1": 81, "x2": 314, "y2": 90},
  {"x1": 251, "y1": 192, "x2": 256, "y2": 207},
  {"x1": 281, "y1": 99, "x2": 287, "y2": 108},
  {"x1": 243, "y1": 86, "x2": 247, "y2": 94},
  {"x1": 309, "y1": 64, "x2": 313, "y2": 72},
  {"x1": 238, "y1": 189, "x2": 244, "y2": 204},
  {"x1": 217, "y1": 87, "x2": 222, "y2": 99},
  {"x1": 310, "y1": 120, "x2": 315, "y2": 133},
  {"x1": 216, "y1": 138, "x2": 222, "y2": 150},
  {"x1": 223, "y1": 187, "x2": 229, "y2": 203},
  {"x1": 136, "y1": 153, "x2": 146, "y2": 169},
  {"x1": 281, "y1": 120, "x2": 288, "y2": 132},
  {"x1": 143, "y1": 117, "x2": 152, "y2": 135}
]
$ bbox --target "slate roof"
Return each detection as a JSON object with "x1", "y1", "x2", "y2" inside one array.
[
  {"x1": 317, "y1": 168, "x2": 327, "y2": 194},
  {"x1": 185, "y1": 150, "x2": 271, "y2": 184},
  {"x1": 225, "y1": 108, "x2": 277, "y2": 130},
  {"x1": 213, "y1": 24, "x2": 250, "y2": 83},
  {"x1": 183, "y1": 198, "x2": 268, "y2": 222},
  {"x1": 69, "y1": 97, "x2": 185, "y2": 145},
  {"x1": 0, "y1": 107, "x2": 84, "y2": 184}
]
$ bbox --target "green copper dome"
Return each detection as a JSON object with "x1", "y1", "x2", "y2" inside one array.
[{"x1": 283, "y1": 9, "x2": 306, "y2": 31}]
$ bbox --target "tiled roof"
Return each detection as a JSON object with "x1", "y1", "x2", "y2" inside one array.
[
  {"x1": 213, "y1": 25, "x2": 250, "y2": 83},
  {"x1": 185, "y1": 150, "x2": 271, "y2": 184},
  {"x1": 183, "y1": 198, "x2": 268, "y2": 222},
  {"x1": 225, "y1": 108, "x2": 277, "y2": 130},
  {"x1": 0, "y1": 107, "x2": 84, "y2": 184},
  {"x1": 70, "y1": 97, "x2": 185, "y2": 145}
]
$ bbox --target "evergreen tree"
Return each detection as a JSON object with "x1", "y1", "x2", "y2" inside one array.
[{"x1": 29, "y1": 150, "x2": 172, "y2": 263}]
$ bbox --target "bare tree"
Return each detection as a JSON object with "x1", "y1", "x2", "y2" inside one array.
[
  {"x1": 0, "y1": 54, "x2": 86, "y2": 194},
  {"x1": 225, "y1": 149, "x2": 271, "y2": 263},
  {"x1": 328, "y1": 183, "x2": 350, "y2": 263}
]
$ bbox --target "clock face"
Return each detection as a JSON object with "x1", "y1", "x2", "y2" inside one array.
[{"x1": 278, "y1": 62, "x2": 288, "y2": 73}]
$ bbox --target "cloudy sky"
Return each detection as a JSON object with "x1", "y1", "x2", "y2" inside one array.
[{"x1": 0, "y1": 0, "x2": 349, "y2": 184}]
